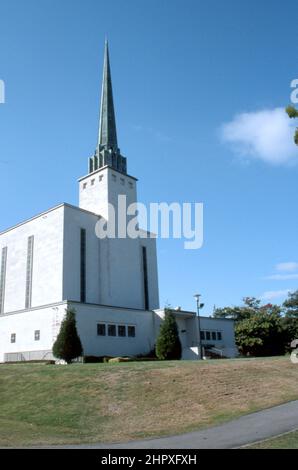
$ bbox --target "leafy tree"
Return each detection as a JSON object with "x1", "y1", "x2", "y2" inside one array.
[
  {"x1": 283, "y1": 290, "x2": 298, "y2": 318},
  {"x1": 52, "y1": 308, "x2": 83, "y2": 364},
  {"x1": 213, "y1": 298, "x2": 286, "y2": 356},
  {"x1": 282, "y1": 290, "x2": 298, "y2": 348},
  {"x1": 285, "y1": 106, "x2": 298, "y2": 145},
  {"x1": 235, "y1": 306, "x2": 285, "y2": 356},
  {"x1": 156, "y1": 309, "x2": 182, "y2": 360},
  {"x1": 213, "y1": 297, "x2": 261, "y2": 322}
]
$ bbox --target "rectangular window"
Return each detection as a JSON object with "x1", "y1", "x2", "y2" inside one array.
[
  {"x1": 97, "y1": 324, "x2": 106, "y2": 336},
  {"x1": 83, "y1": 183, "x2": 87, "y2": 189},
  {"x1": 120, "y1": 177, "x2": 125, "y2": 185},
  {"x1": 118, "y1": 325, "x2": 126, "y2": 337},
  {"x1": 206, "y1": 331, "x2": 211, "y2": 340},
  {"x1": 212, "y1": 331, "x2": 217, "y2": 341},
  {"x1": 217, "y1": 331, "x2": 222, "y2": 341},
  {"x1": 80, "y1": 229, "x2": 86, "y2": 303},
  {"x1": 128, "y1": 326, "x2": 136, "y2": 338},
  {"x1": 0, "y1": 246, "x2": 7, "y2": 314},
  {"x1": 91, "y1": 179, "x2": 95, "y2": 186},
  {"x1": 142, "y1": 246, "x2": 149, "y2": 310},
  {"x1": 34, "y1": 330, "x2": 40, "y2": 341},
  {"x1": 108, "y1": 324, "x2": 116, "y2": 336},
  {"x1": 25, "y1": 236, "x2": 34, "y2": 309},
  {"x1": 200, "y1": 331, "x2": 205, "y2": 340},
  {"x1": 11, "y1": 333, "x2": 16, "y2": 343},
  {"x1": 112, "y1": 174, "x2": 116, "y2": 182}
]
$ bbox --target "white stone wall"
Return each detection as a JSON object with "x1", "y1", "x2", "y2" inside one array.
[
  {"x1": 0, "y1": 206, "x2": 64, "y2": 313},
  {"x1": 0, "y1": 303, "x2": 238, "y2": 363},
  {"x1": 153, "y1": 310, "x2": 238, "y2": 358},
  {"x1": 78, "y1": 167, "x2": 137, "y2": 220},
  {"x1": 73, "y1": 302, "x2": 155, "y2": 357},
  {"x1": 0, "y1": 302, "x2": 67, "y2": 362},
  {"x1": 62, "y1": 205, "x2": 101, "y2": 304},
  {"x1": 78, "y1": 167, "x2": 159, "y2": 310},
  {"x1": 0, "y1": 301, "x2": 155, "y2": 362},
  {"x1": 199, "y1": 316, "x2": 238, "y2": 357}
]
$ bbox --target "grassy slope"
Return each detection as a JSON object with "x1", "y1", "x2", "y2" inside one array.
[
  {"x1": 247, "y1": 430, "x2": 298, "y2": 449},
  {"x1": 0, "y1": 356, "x2": 297, "y2": 447}
]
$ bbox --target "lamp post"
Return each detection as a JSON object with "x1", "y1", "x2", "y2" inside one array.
[{"x1": 194, "y1": 294, "x2": 203, "y2": 359}]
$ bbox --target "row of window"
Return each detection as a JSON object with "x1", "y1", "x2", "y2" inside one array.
[
  {"x1": 9, "y1": 324, "x2": 136, "y2": 344},
  {"x1": 97, "y1": 323, "x2": 136, "y2": 338},
  {"x1": 200, "y1": 330, "x2": 222, "y2": 341},
  {"x1": 10, "y1": 330, "x2": 40, "y2": 343},
  {"x1": 82, "y1": 174, "x2": 134, "y2": 190}
]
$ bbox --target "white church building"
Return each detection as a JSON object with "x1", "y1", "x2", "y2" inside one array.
[{"x1": 0, "y1": 42, "x2": 238, "y2": 362}]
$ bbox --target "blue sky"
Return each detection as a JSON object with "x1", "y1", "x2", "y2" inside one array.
[{"x1": 0, "y1": 0, "x2": 297, "y2": 313}]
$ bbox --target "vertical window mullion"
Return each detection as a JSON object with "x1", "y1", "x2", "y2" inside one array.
[
  {"x1": 0, "y1": 247, "x2": 7, "y2": 314},
  {"x1": 80, "y1": 228, "x2": 86, "y2": 302},
  {"x1": 25, "y1": 236, "x2": 34, "y2": 309},
  {"x1": 142, "y1": 246, "x2": 149, "y2": 310}
]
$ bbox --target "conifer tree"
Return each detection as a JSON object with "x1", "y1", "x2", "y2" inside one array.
[
  {"x1": 52, "y1": 308, "x2": 83, "y2": 364},
  {"x1": 156, "y1": 309, "x2": 182, "y2": 360}
]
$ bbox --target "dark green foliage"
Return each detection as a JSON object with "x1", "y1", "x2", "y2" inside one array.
[
  {"x1": 282, "y1": 291, "x2": 298, "y2": 350},
  {"x1": 156, "y1": 309, "x2": 182, "y2": 360},
  {"x1": 52, "y1": 308, "x2": 83, "y2": 364},
  {"x1": 285, "y1": 106, "x2": 298, "y2": 144},
  {"x1": 286, "y1": 106, "x2": 298, "y2": 119},
  {"x1": 283, "y1": 290, "x2": 298, "y2": 318},
  {"x1": 213, "y1": 295, "x2": 298, "y2": 357},
  {"x1": 235, "y1": 307, "x2": 286, "y2": 356}
]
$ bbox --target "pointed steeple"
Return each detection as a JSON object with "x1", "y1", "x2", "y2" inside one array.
[
  {"x1": 98, "y1": 39, "x2": 118, "y2": 150},
  {"x1": 88, "y1": 40, "x2": 127, "y2": 175}
]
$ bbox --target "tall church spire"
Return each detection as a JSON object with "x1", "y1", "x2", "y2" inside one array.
[
  {"x1": 88, "y1": 40, "x2": 127, "y2": 175},
  {"x1": 98, "y1": 40, "x2": 118, "y2": 149}
]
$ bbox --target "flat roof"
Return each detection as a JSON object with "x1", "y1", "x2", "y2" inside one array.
[
  {"x1": 155, "y1": 308, "x2": 235, "y2": 322},
  {"x1": 0, "y1": 202, "x2": 100, "y2": 237}
]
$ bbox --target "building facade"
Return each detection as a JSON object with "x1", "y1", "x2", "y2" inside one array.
[{"x1": 0, "y1": 41, "x2": 238, "y2": 362}]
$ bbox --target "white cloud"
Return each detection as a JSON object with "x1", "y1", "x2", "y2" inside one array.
[
  {"x1": 264, "y1": 261, "x2": 298, "y2": 280},
  {"x1": 276, "y1": 261, "x2": 298, "y2": 272},
  {"x1": 265, "y1": 273, "x2": 298, "y2": 281},
  {"x1": 221, "y1": 107, "x2": 298, "y2": 165},
  {"x1": 260, "y1": 289, "x2": 290, "y2": 301}
]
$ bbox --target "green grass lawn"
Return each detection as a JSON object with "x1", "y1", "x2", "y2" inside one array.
[
  {"x1": 0, "y1": 356, "x2": 297, "y2": 447},
  {"x1": 247, "y1": 430, "x2": 298, "y2": 449}
]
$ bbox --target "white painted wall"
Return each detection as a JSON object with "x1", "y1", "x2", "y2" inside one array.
[
  {"x1": 0, "y1": 206, "x2": 64, "y2": 313},
  {"x1": 78, "y1": 166, "x2": 159, "y2": 310},
  {"x1": 0, "y1": 303, "x2": 238, "y2": 363},
  {"x1": 0, "y1": 301, "x2": 156, "y2": 362},
  {"x1": 0, "y1": 303, "x2": 67, "y2": 362},
  {"x1": 153, "y1": 309, "x2": 238, "y2": 359},
  {"x1": 62, "y1": 205, "x2": 101, "y2": 304},
  {"x1": 73, "y1": 302, "x2": 155, "y2": 357},
  {"x1": 199, "y1": 316, "x2": 238, "y2": 357}
]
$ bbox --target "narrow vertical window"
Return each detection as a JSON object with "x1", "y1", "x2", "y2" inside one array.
[
  {"x1": 0, "y1": 247, "x2": 7, "y2": 314},
  {"x1": 142, "y1": 246, "x2": 149, "y2": 310},
  {"x1": 25, "y1": 236, "x2": 34, "y2": 309},
  {"x1": 80, "y1": 228, "x2": 86, "y2": 302}
]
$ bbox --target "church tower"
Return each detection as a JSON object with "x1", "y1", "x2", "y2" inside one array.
[
  {"x1": 77, "y1": 40, "x2": 159, "y2": 311},
  {"x1": 79, "y1": 40, "x2": 137, "y2": 220}
]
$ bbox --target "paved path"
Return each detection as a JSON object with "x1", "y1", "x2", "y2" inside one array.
[{"x1": 39, "y1": 400, "x2": 298, "y2": 449}]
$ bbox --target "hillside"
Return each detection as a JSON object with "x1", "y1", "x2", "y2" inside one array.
[{"x1": 0, "y1": 357, "x2": 297, "y2": 447}]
